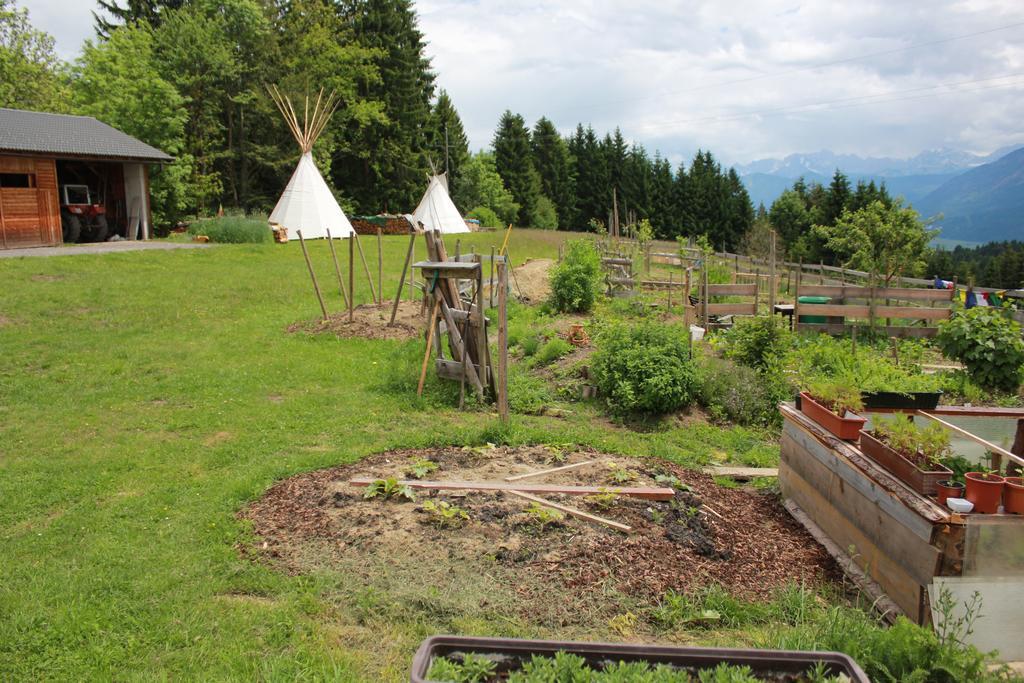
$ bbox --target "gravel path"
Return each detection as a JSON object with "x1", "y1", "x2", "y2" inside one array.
[{"x1": 0, "y1": 241, "x2": 211, "y2": 258}]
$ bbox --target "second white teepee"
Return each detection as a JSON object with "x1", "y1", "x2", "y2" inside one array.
[
  {"x1": 411, "y1": 174, "x2": 470, "y2": 234},
  {"x1": 267, "y1": 86, "x2": 353, "y2": 240}
]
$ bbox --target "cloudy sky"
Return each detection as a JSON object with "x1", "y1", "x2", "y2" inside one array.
[{"x1": 25, "y1": 0, "x2": 1024, "y2": 167}]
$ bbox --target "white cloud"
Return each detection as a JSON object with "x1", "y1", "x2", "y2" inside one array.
[{"x1": 21, "y1": 0, "x2": 1024, "y2": 166}]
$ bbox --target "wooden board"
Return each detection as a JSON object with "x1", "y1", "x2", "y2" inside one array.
[
  {"x1": 795, "y1": 323, "x2": 938, "y2": 338},
  {"x1": 504, "y1": 460, "x2": 596, "y2": 481},
  {"x1": 349, "y1": 478, "x2": 675, "y2": 500},
  {"x1": 703, "y1": 466, "x2": 778, "y2": 479},
  {"x1": 706, "y1": 303, "x2": 757, "y2": 315},
  {"x1": 796, "y1": 284, "x2": 953, "y2": 301},
  {"x1": 797, "y1": 303, "x2": 871, "y2": 317},
  {"x1": 873, "y1": 306, "x2": 950, "y2": 320},
  {"x1": 781, "y1": 431, "x2": 942, "y2": 586},
  {"x1": 506, "y1": 490, "x2": 631, "y2": 532},
  {"x1": 0, "y1": 156, "x2": 60, "y2": 249},
  {"x1": 780, "y1": 460, "x2": 927, "y2": 622},
  {"x1": 706, "y1": 283, "x2": 757, "y2": 296}
]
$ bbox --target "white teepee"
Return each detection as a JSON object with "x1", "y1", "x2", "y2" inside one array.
[
  {"x1": 267, "y1": 86, "x2": 353, "y2": 240},
  {"x1": 411, "y1": 173, "x2": 470, "y2": 234}
]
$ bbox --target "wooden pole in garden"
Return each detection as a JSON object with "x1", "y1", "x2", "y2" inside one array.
[
  {"x1": 352, "y1": 231, "x2": 377, "y2": 303},
  {"x1": 389, "y1": 228, "x2": 417, "y2": 325},
  {"x1": 325, "y1": 228, "x2": 349, "y2": 309},
  {"x1": 297, "y1": 230, "x2": 328, "y2": 322},
  {"x1": 769, "y1": 230, "x2": 776, "y2": 312},
  {"x1": 348, "y1": 234, "x2": 355, "y2": 322},
  {"x1": 377, "y1": 227, "x2": 383, "y2": 306},
  {"x1": 667, "y1": 271, "x2": 673, "y2": 313},
  {"x1": 417, "y1": 295, "x2": 441, "y2": 397},
  {"x1": 497, "y1": 258, "x2": 509, "y2": 423},
  {"x1": 702, "y1": 262, "x2": 709, "y2": 328},
  {"x1": 489, "y1": 246, "x2": 496, "y2": 308}
]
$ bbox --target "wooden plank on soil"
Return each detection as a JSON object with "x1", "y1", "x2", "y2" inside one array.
[
  {"x1": 779, "y1": 460, "x2": 926, "y2": 622},
  {"x1": 504, "y1": 460, "x2": 597, "y2": 481},
  {"x1": 507, "y1": 490, "x2": 631, "y2": 533},
  {"x1": 703, "y1": 466, "x2": 778, "y2": 479},
  {"x1": 348, "y1": 478, "x2": 675, "y2": 500}
]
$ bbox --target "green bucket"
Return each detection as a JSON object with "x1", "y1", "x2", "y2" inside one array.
[{"x1": 798, "y1": 295, "x2": 830, "y2": 324}]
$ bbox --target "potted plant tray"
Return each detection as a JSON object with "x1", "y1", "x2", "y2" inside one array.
[
  {"x1": 410, "y1": 635, "x2": 870, "y2": 683},
  {"x1": 799, "y1": 391, "x2": 866, "y2": 440},
  {"x1": 859, "y1": 430, "x2": 952, "y2": 496},
  {"x1": 861, "y1": 391, "x2": 943, "y2": 410}
]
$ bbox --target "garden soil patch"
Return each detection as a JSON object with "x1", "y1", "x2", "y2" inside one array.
[
  {"x1": 512, "y1": 258, "x2": 553, "y2": 303},
  {"x1": 241, "y1": 446, "x2": 837, "y2": 628},
  {"x1": 287, "y1": 300, "x2": 426, "y2": 341}
]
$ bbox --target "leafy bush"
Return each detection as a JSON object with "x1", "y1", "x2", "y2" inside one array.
[
  {"x1": 724, "y1": 315, "x2": 792, "y2": 370},
  {"x1": 937, "y1": 308, "x2": 1024, "y2": 391},
  {"x1": 533, "y1": 337, "x2": 572, "y2": 365},
  {"x1": 592, "y1": 321, "x2": 698, "y2": 415},
  {"x1": 531, "y1": 195, "x2": 558, "y2": 229},
  {"x1": 466, "y1": 205, "x2": 501, "y2": 228},
  {"x1": 187, "y1": 216, "x2": 270, "y2": 243},
  {"x1": 549, "y1": 240, "x2": 602, "y2": 313},
  {"x1": 696, "y1": 354, "x2": 791, "y2": 428}
]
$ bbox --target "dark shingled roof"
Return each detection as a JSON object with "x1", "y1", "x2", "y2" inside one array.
[{"x1": 0, "y1": 108, "x2": 173, "y2": 163}]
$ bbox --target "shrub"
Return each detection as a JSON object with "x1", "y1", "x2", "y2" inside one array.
[
  {"x1": 534, "y1": 337, "x2": 572, "y2": 365},
  {"x1": 531, "y1": 195, "x2": 558, "y2": 229},
  {"x1": 187, "y1": 216, "x2": 270, "y2": 243},
  {"x1": 592, "y1": 321, "x2": 698, "y2": 415},
  {"x1": 936, "y1": 307, "x2": 1024, "y2": 391},
  {"x1": 724, "y1": 315, "x2": 792, "y2": 370},
  {"x1": 696, "y1": 355, "x2": 791, "y2": 428},
  {"x1": 466, "y1": 205, "x2": 500, "y2": 228},
  {"x1": 550, "y1": 240, "x2": 602, "y2": 313}
]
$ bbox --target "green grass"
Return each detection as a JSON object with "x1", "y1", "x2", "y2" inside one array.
[
  {"x1": 0, "y1": 229, "x2": 785, "y2": 680},
  {"x1": 188, "y1": 215, "x2": 272, "y2": 243}
]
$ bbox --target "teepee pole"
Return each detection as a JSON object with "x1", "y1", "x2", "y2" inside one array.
[
  {"x1": 390, "y1": 229, "x2": 417, "y2": 325},
  {"x1": 352, "y1": 231, "x2": 377, "y2": 302},
  {"x1": 325, "y1": 228, "x2": 350, "y2": 309},
  {"x1": 348, "y1": 234, "x2": 355, "y2": 323},
  {"x1": 297, "y1": 230, "x2": 328, "y2": 321},
  {"x1": 377, "y1": 227, "x2": 383, "y2": 306}
]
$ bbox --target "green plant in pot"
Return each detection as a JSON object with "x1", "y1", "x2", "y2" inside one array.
[
  {"x1": 862, "y1": 417, "x2": 954, "y2": 496},
  {"x1": 964, "y1": 466, "x2": 1006, "y2": 514},
  {"x1": 936, "y1": 454, "x2": 972, "y2": 506},
  {"x1": 800, "y1": 380, "x2": 867, "y2": 440}
]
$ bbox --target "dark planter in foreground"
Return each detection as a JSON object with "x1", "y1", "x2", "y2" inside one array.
[
  {"x1": 799, "y1": 392, "x2": 866, "y2": 441},
  {"x1": 410, "y1": 635, "x2": 870, "y2": 683},
  {"x1": 861, "y1": 391, "x2": 943, "y2": 411},
  {"x1": 859, "y1": 430, "x2": 952, "y2": 496}
]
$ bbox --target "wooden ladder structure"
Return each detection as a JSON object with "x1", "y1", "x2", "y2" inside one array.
[{"x1": 414, "y1": 230, "x2": 497, "y2": 400}]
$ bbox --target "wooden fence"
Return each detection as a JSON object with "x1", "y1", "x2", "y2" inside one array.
[{"x1": 793, "y1": 281, "x2": 954, "y2": 337}]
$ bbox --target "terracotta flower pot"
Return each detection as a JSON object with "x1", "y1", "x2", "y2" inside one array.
[
  {"x1": 936, "y1": 480, "x2": 965, "y2": 506},
  {"x1": 1003, "y1": 477, "x2": 1024, "y2": 515},
  {"x1": 964, "y1": 472, "x2": 1005, "y2": 514},
  {"x1": 799, "y1": 392, "x2": 866, "y2": 441}
]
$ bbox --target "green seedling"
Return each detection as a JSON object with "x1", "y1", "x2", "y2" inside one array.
[
  {"x1": 525, "y1": 502, "x2": 563, "y2": 531},
  {"x1": 421, "y1": 500, "x2": 469, "y2": 528},
  {"x1": 654, "y1": 473, "x2": 692, "y2": 491},
  {"x1": 362, "y1": 477, "x2": 415, "y2": 502},
  {"x1": 405, "y1": 458, "x2": 438, "y2": 479},
  {"x1": 647, "y1": 507, "x2": 665, "y2": 524},
  {"x1": 586, "y1": 489, "x2": 620, "y2": 511},
  {"x1": 604, "y1": 461, "x2": 636, "y2": 484},
  {"x1": 426, "y1": 652, "x2": 496, "y2": 683}
]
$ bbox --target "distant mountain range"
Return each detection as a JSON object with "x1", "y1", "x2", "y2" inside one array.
[{"x1": 736, "y1": 145, "x2": 1024, "y2": 243}]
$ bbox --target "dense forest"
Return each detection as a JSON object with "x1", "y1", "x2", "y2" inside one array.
[
  {"x1": 0, "y1": 0, "x2": 755, "y2": 247},
  {"x1": 925, "y1": 242, "x2": 1024, "y2": 290}
]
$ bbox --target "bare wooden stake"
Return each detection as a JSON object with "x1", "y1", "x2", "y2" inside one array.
[
  {"x1": 325, "y1": 228, "x2": 349, "y2": 308},
  {"x1": 389, "y1": 230, "x2": 416, "y2": 325},
  {"x1": 352, "y1": 231, "x2": 377, "y2": 302},
  {"x1": 348, "y1": 233, "x2": 355, "y2": 323},
  {"x1": 507, "y1": 490, "x2": 631, "y2": 533},
  {"x1": 504, "y1": 460, "x2": 596, "y2": 481},
  {"x1": 497, "y1": 259, "x2": 509, "y2": 422},
  {"x1": 377, "y1": 227, "x2": 383, "y2": 306},
  {"x1": 297, "y1": 230, "x2": 328, "y2": 321},
  {"x1": 417, "y1": 296, "x2": 441, "y2": 397},
  {"x1": 348, "y1": 478, "x2": 675, "y2": 500}
]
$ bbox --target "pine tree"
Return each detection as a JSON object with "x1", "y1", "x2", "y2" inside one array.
[
  {"x1": 531, "y1": 117, "x2": 575, "y2": 229},
  {"x1": 94, "y1": 0, "x2": 186, "y2": 37},
  {"x1": 649, "y1": 154, "x2": 675, "y2": 238},
  {"x1": 492, "y1": 110, "x2": 539, "y2": 225},
  {"x1": 569, "y1": 124, "x2": 609, "y2": 229},
  {"x1": 338, "y1": 0, "x2": 435, "y2": 212},
  {"x1": 429, "y1": 89, "x2": 469, "y2": 199},
  {"x1": 823, "y1": 169, "x2": 851, "y2": 226}
]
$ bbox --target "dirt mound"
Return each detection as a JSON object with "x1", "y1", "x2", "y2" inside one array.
[
  {"x1": 512, "y1": 258, "x2": 553, "y2": 303},
  {"x1": 287, "y1": 300, "x2": 425, "y2": 341},
  {"x1": 240, "y1": 446, "x2": 835, "y2": 627}
]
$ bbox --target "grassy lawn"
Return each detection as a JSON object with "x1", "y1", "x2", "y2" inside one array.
[{"x1": 0, "y1": 230, "x2": 811, "y2": 680}]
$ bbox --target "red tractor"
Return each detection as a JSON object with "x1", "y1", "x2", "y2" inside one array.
[{"x1": 60, "y1": 184, "x2": 109, "y2": 243}]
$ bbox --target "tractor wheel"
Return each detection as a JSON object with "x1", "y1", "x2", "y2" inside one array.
[
  {"x1": 61, "y1": 212, "x2": 81, "y2": 243},
  {"x1": 89, "y1": 215, "x2": 109, "y2": 242}
]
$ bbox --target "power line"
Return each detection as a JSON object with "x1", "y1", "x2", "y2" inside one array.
[{"x1": 549, "y1": 20, "x2": 1024, "y2": 116}]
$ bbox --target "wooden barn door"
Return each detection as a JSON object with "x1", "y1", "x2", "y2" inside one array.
[{"x1": 0, "y1": 156, "x2": 61, "y2": 249}]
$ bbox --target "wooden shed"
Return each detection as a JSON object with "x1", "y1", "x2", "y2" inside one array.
[{"x1": 0, "y1": 108, "x2": 172, "y2": 250}]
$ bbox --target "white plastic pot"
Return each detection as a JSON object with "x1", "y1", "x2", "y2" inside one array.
[{"x1": 689, "y1": 325, "x2": 706, "y2": 342}]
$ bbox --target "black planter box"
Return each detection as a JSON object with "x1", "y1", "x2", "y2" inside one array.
[
  {"x1": 861, "y1": 391, "x2": 942, "y2": 410},
  {"x1": 410, "y1": 635, "x2": 870, "y2": 682}
]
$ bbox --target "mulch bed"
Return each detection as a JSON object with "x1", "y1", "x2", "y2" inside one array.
[
  {"x1": 240, "y1": 446, "x2": 837, "y2": 613},
  {"x1": 286, "y1": 300, "x2": 426, "y2": 341}
]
